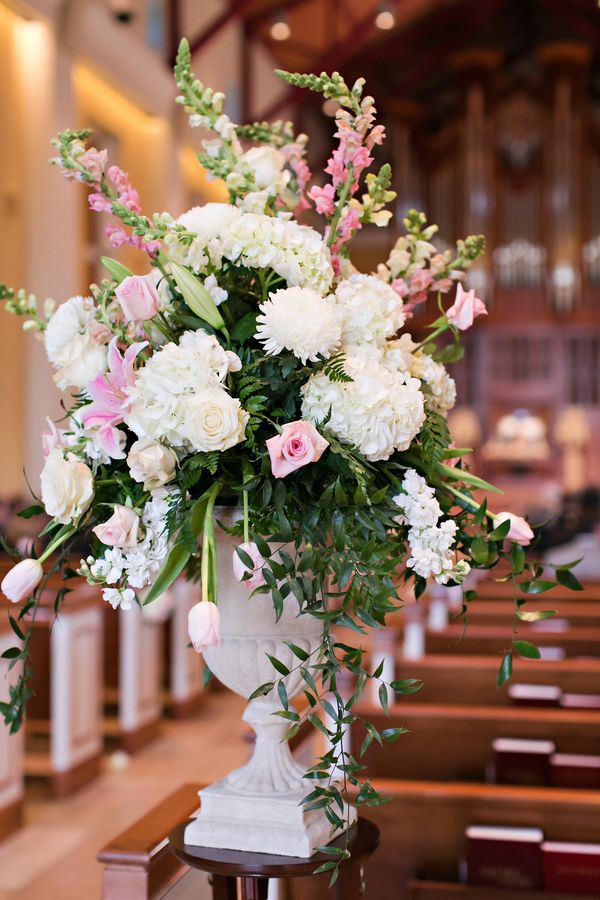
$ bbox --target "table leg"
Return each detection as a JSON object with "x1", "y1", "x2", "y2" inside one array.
[
  {"x1": 334, "y1": 862, "x2": 364, "y2": 898},
  {"x1": 240, "y1": 876, "x2": 269, "y2": 899},
  {"x1": 211, "y1": 874, "x2": 238, "y2": 900}
]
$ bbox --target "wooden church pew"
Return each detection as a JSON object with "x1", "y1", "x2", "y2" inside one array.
[
  {"x1": 103, "y1": 604, "x2": 164, "y2": 753},
  {"x1": 474, "y1": 580, "x2": 600, "y2": 602},
  {"x1": 425, "y1": 623, "x2": 600, "y2": 658},
  {"x1": 407, "y1": 882, "x2": 595, "y2": 899},
  {"x1": 460, "y1": 599, "x2": 600, "y2": 629},
  {"x1": 351, "y1": 703, "x2": 600, "y2": 781},
  {"x1": 1, "y1": 575, "x2": 104, "y2": 798},
  {"x1": 0, "y1": 620, "x2": 23, "y2": 839},
  {"x1": 393, "y1": 655, "x2": 600, "y2": 706}
]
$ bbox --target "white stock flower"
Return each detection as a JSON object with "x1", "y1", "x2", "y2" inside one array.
[
  {"x1": 301, "y1": 350, "x2": 425, "y2": 461},
  {"x1": 102, "y1": 587, "x2": 135, "y2": 611},
  {"x1": 182, "y1": 389, "x2": 248, "y2": 452},
  {"x1": 393, "y1": 469, "x2": 461, "y2": 584},
  {"x1": 44, "y1": 295, "x2": 107, "y2": 390},
  {"x1": 334, "y1": 274, "x2": 405, "y2": 345},
  {"x1": 126, "y1": 330, "x2": 242, "y2": 450},
  {"x1": 40, "y1": 450, "x2": 94, "y2": 524},
  {"x1": 255, "y1": 287, "x2": 341, "y2": 364}
]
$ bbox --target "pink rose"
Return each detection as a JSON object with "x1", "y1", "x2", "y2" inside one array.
[
  {"x1": 188, "y1": 601, "x2": 220, "y2": 653},
  {"x1": 266, "y1": 421, "x2": 329, "y2": 479},
  {"x1": 1, "y1": 558, "x2": 43, "y2": 603},
  {"x1": 446, "y1": 283, "x2": 487, "y2": 331},
  {"x1": 232, "y1": 542, "x2": 266, "y2": 590},
  {"x1": 115, "y1": 273, "x2": 161, "y2": 322},
  {"x1": 93, "y1": 504, "x2": 140, "y2": 548},
  {"x1": 494, "y1": 511, "x2": 534, "y2": 546}
]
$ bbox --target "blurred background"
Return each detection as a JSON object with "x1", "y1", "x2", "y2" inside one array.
[{"x1": 0, "y1": 4, "x2": 599, "y2": 899}]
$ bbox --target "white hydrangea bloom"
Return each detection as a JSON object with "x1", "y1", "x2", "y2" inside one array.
[
  {"x1": 301, "y1": 350, "x2": 425, "y2": 461},
  {"x1": 178, "y1": 203, "x2": 241, "y2": 271},
  {"x1": 415, "y1": 354, "x2": 456, "y2": 414},
  {"x1": 126, "y1": 330, "x2": 244, "y2": 451},
  {"x1": 384, "y1": 337, "x2": 456, "y2": 415},
  {"x1": 334, "y1": 274, "x2": 405, "y2": 345},
  {"x1": 220, "y1": 213, "x2": 333, "y2": 294},
  {"x1": 393, "y1": 468, "x2": 464, "y2": 584},
  {"x1": 255, "y1": 287, "x2": 342, "y2": 364},
  {"x1": 204, "y1": 273, "x2": 228, "y2": 306}
]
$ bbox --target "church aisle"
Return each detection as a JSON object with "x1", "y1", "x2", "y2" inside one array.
[{"x1": 0, "y1": 691, "x2": 247, "y2": 900}]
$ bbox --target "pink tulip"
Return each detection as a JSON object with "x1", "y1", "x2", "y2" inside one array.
[
  {"x1": 232, "y1": 542, "x2": 266, "y2": 590},
  {"x1": 115, "y1": 273, "x2": 161, "y2": 322},
  {"x1": 93, "y1": 504, "x2": 140, "y2": 548},
  {"x1": 494, "y1": 511, "x2": 534, "y2": 546},
  {"x1": 1, "y1": 558, "x2": 43, "y2": 603},
  {"x1": 188, "y1": 601, "x2": 220, "y2": 653},
  {"x1": 266, "y1": 421, "x2": 329, "y2": 479},
  {"x1": 446, "y1": 283, "x2": 487, "y2": 331}
]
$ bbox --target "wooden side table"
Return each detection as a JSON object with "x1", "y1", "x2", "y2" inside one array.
[{"x1": 169, "y1": 817, "x2": 380, "y2": 899}]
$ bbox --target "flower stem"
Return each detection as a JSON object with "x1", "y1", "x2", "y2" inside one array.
[{"x1": 243, "y1": 490, "x2": 249, "y2": 544}]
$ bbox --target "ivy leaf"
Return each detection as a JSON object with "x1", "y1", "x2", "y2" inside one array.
[{"x1": 497, "y1": 652, "x2": 513, "y2": 687}]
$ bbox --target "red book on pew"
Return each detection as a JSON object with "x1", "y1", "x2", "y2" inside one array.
[
  {"x1": 561, "y1": 693, "x2": 600, "y2": 710},
  {"x1": 508, "y1": 683, "x2": 562, "y2": 707},
  {"x1": 551, "y1": 752, "x2": 600, "y2": 789},
  {"x1": 493, "y1": 737, "x2": 555, "y2": 786},
  {"x1": 543, "y1": 841, "x2": 600, "y2": 894},
  {"x1": 466, "y1": 825, "x2": 543, "y2": 889}
]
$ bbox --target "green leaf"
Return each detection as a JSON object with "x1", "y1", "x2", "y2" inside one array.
[
  {"x1": 439, "y1": 463, "x2": 503, "y2": 494},
  {"x1": 170, "y1": 262, "x2": 225, "y2": 330},
  {"x1": 470, "y1": 536, "x2": 489, "y2": 566},
  {"x1": 231, "y1": 311, "x2": 258, "y2": 342},
  {"x1": 1, "y1": 647, "x2": 20, "y2": 660},
  {"x1": 143, "y1": 541, "x2": 191, "y2": 605},
  {"x1": 488, "y1": 519, "x2": 511, "y2": 541},
  {"x1": 513, "y1": 639, "x2": 541, "y2": 659},
  {"x1": 378, "y1": 682, "x2": 389, "y2": 716},
  {"x1": 8, "y1": 617, "x2": 24, "y2": 641},
  {"x1": 521, "y1": 580, "x2": 556, "y2": 595},
  {"x1": 497, "y1": 652, "x2": 512, "y2": 687},
  {"x1": 17, "y1": 504, "x2": 44, "y2": 519},
  {"x1": 101, "y1": 256, "x2": 134, "y2": 283},
  {"x1": 277, "y1": 680, "x2": 289, "y2": 711},
  {"x1": 390, "y1": 678, "x2": 424, "y2": 694},
  {"x1": 249, "y1": 681, "x2": 274, "y2": 700},
  {"x1": 516, "y1": 609, "x2": 556, "y2": 623},
  {"x1": 556, "y1": 568, "x2": 583, "y2": 591},
  {"x1": 285, "y1": 642, "x2": 309, "y2": 662},
  {"x1": 267, "y1": 654, "x2": 290, "y2": 676},
  {"x1": 512, "y1": 543, "x2": 525, "y2": 575},
  {"x1": 381, "y1": 726, "x2": 409, "y2": 742},
  {"x1": 365, "y1": 721, "x2": 382, "y2": 746}
]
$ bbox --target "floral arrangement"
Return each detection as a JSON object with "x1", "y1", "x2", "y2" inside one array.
[{"x1": 0, "y1": 41, "x2": 574, "y2": 876}]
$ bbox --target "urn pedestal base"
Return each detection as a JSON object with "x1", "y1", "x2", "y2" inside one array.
[{"x1": 185, "y1": 780, "x2": 356, "y2": 857}]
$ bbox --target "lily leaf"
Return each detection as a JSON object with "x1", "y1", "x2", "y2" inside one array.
[{"x1": 101, "y1": 256, "x2": 134, "y2": 283}]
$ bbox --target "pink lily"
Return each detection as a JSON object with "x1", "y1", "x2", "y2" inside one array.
[{"x1": 81, "y1": 338, "x2": 146, "y2": 458}]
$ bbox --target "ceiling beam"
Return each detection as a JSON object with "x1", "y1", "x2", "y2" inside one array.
[{"x1": 186, "y1": 0, "x2": 256, "y2": 61}]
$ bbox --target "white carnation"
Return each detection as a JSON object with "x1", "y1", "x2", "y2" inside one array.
[
  {"x1": 44, "y1": 295, "x2": 107, "y2": 390},
  {"x1": 255, "y1": 287, "x2": 341, "y2": 364},
  {"x1": 334, "y1": 274, "x2": 405, "y2": 345},
  {"x1": 301, "y1": 350, "x2": 425, "y2": 461}
]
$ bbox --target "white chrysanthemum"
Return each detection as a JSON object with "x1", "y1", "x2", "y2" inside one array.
[
  {"x1": 334, "y1": 274, "x2": 405, "y2": 345},
  {"x1": 301, "y1": 350, "x2": 425, "y2": 461},
  {"x1": 255, "y1": 287, "x2": 341, "y2": 364},
  {"x1": 220, "y1": 213, "x2": 333, "y2": 294},
  {"x1": 44, "y1": 296, "x2": 107, "y2": 390},
  {"x1": 126, "y1": 330, "x2": 243, "y2": 450}
]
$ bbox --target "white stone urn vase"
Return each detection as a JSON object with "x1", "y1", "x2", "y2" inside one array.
[{"x1": 185, "y1": 509, "x2": 355, "y2": 857}]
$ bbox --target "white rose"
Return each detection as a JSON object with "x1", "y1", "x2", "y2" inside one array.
[
  {"x1": 127, "y1": 439, "x2": 177, "y2": 490},
  {"x1": 240, "y1": 146, "x2": 285, "y2": 189},
  {"x1": 45, "y1": 296, "x2": 108, "y2": 390},
  {"x1": 40, "y1": 450, "x2": 94, "y2": 524},
  {"x1": 182, "y1": 389, "x2": 249, "y2": 452}
]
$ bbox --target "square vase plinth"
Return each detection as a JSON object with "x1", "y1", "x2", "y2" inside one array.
[{"x1": 184, "y1": 780, "x2": 357, "y2": 857}]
